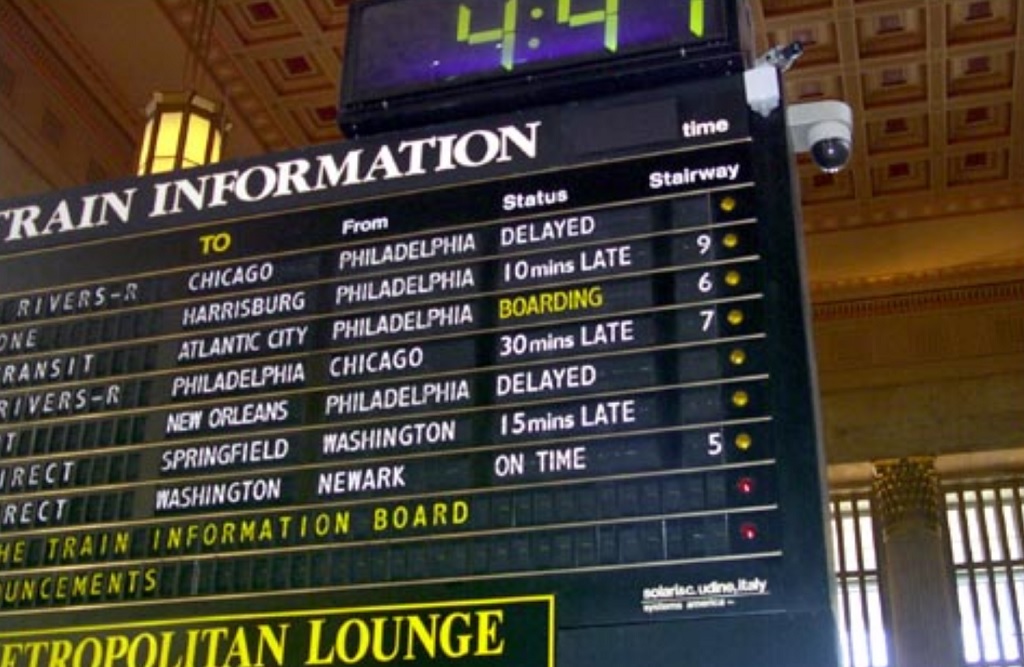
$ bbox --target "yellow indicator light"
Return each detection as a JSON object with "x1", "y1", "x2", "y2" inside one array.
[
  {"x1": 725, "y1": 270, "x2": 741, "y2": 287},
  {"x1": 735, "y1": 432, "x2": 753, "y2": 451},
  {"x1": 719, "y1": 196, "x2": 736, "y2": 212},
  {"x1": 729, "y1": 348, "x2": 747, "y2": 366},
  {"x1": 727, "y1": 309, "x2": 744, "y2": 326},
  {"x1": 732, "y1": 390, "x2": 749, "y2": 408},
  {"x1": 723, "y1": 233, "x2": 739, "y2": 249}
]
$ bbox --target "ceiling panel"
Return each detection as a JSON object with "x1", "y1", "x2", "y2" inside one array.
[{"x1": 2, "y1": 0, "x2": 1022, "y2": 299}]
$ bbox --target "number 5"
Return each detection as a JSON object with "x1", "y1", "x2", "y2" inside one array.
[{"x1": 707, "y1": 431, "x2": 723, "y2": 456}]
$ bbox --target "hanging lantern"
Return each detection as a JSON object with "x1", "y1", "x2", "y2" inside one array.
[{"x1": 136, "y1": 91, "x2": 227, "y2": 175}]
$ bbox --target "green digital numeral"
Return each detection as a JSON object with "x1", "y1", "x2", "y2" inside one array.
[
  {"x1": 457, "y1": 0, "x2": 519, "y2": 71},
  {"x1": 690, "y1": 0, "x2": 705, "y2": 38},
  {"x1": 556, "y1": 0, "x2": 619, "y2": 52}
]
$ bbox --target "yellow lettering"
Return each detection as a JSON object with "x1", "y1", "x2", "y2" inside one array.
[
  {"x1": 404, "y1": 614, "x2": 439, "y2": 660},
  {"x1": 80, "y1": 535, "x2": 95, "y2": 559},
  {"x1": 333, "y1": 512, "x2": 350, "y2": 535},
  {"x1": 115, "y1": 532, "x2": 131, "y2": 556},
  {"x1": 64, "y1": 536, "x2": 80, "y2": 561},
  {"x1": 372, "y1": 501, "x2": 469, "y2": 533},
  {"x1": 368, "y1": 618, "x2": 400, "y2": 663},
  {"x1": 439, "y1": 612, "x2": 473, "y2": 658},
  {"x1": 22, "y1": 578, "x2": 38, "y2": 603},
  {"x1": 157, "y1": 631, "x2": 179, "y2": 667},
  {"x1": 75, "y1": 638, "x2": 103, "y2": 667},
  {"x1": 24, "y1": 644, "x2": 49, "y2": 667},
  {"x1": 1, "y1": 644, "x2": 22, "y2": 667},
  {"x1": 433, "y1": 503, "x2": 448, "y2": 525},
  {"x1": 128, "y1": 634, "x2": 158, "y2": 667},
  {"x1": 0, "y1": 602, "x2": 525, "y2": 667},
  {"x1": 474, "y1": 611, "x2": 506, "y2": 656},
  {"x1": 335, "y1": 619, "x2": 370, "y2": 664},
  {"x1": 103, "y1": 636, "x2": 130, "y2": 667},
  {"x1": 255, "y1": 625, "x2": 289, "y2": 667},
  {"x1": 0, "y1": 540, "x2": 27, "y2": 565},
  {"x1": 105, "y1": 571, "x2": 122, "y2": 597},
  {"x1": 199, "y1": 629, "x2": 229, "y2": 667},
  {"x1": 50, "y1": 640, "x2": 73, "y2": 667},
  {"x1": 499, "y1": 286, "x2": 604, "y2": 319},
  {"x1": 454, "y1": 501, "x2": 469, "y2": 524},
  {"x1": 304, "y1": 619, "x2": 333, "y2": 666},
  {"x1": 224, "y1": 628, "x2": 252, "y2": 667}
]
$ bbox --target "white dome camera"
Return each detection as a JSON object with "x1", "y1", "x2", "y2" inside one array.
[{"x1": 787, "y1": 101, "x2": 854, "y2": 174}]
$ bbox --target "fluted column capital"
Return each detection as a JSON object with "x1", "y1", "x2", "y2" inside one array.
[{"x1": 872, "y1": 456, "x2": 942, "y2": 536}]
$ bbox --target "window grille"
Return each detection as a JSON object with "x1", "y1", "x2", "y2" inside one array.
[
  {"x1": 831, "y1": 493, "x2": 889, "y2": 667},
  {"x1": 946, "y1": 482, "x2": 1024, "y2": 667}
]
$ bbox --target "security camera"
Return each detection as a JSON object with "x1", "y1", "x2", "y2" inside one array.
[
  {"x1": 787, "y1": 101, "x2": 854, "y2": 173},
  {"x1": 757, "y1": 41, "x2": 804, "y2": 72}
]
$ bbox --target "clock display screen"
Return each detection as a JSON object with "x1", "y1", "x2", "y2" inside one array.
[{"x1": 344, "y1": 0, "x2": 730, "y2": 103}]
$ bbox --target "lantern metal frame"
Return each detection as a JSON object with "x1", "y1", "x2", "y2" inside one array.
[{"x1": 136, "y1": 90, "x2": 228, "y2": 175}]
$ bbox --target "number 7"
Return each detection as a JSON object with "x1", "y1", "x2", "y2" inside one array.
[{"x1": 699, "y1": 308, "x2": 716, "y2": 332}]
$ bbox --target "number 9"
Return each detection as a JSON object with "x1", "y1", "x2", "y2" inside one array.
[{"x1": 696, "y1": 233, "x2": 712, "y2": 255}]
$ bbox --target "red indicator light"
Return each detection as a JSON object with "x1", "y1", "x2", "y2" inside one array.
[
  {"x1": 739, "y1": 522, "x2": 758, "y2": 541},
  {"x1": 736, "y1": 477, "x2": 756, "y2": 495}
]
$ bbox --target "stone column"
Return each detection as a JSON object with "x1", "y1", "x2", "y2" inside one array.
[{"x1": 873, "y1": 457, "x2": 961, "y2": 667}]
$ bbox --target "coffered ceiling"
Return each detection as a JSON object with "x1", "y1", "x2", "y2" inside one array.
[
  {"x1": 0, "y1": 0, "x2": 1021, "y2": 295},
  {"x1": 0, "y1": 0, "x2": 1022, "y2": 463}
]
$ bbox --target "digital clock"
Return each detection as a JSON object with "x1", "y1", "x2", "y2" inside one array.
[{"x1": 339, "y1": 0, "x2": 747, "y2": 135}]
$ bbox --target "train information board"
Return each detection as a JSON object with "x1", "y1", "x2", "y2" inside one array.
[{"x1": 0, "y1": 73, "x2": 836, "y2": 667}]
